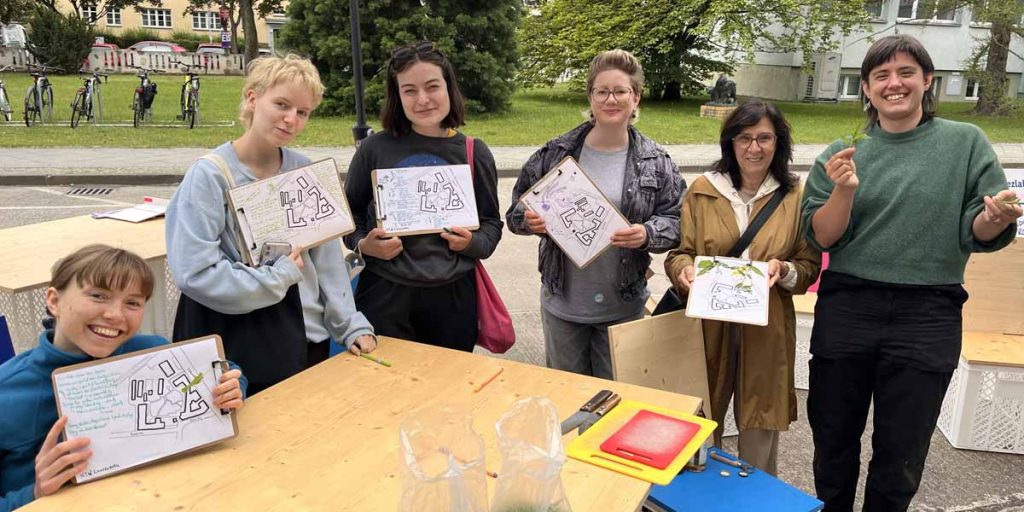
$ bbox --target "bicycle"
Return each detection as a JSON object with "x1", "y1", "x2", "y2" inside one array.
[
  {"x1": 70, "y1": 69, "x2": 108, "y2": 128},
  {"x1": 128, "y1": 65, "x2": 163, "y2": 127},
  {"x1": 0, "y1": 65, "x2": 16, "y2": 122},
  {"x1": 172, "y1": 61, "x2": 202, "y2": 129},
  {"x1": 24, "y1": 64, "x2": 62, "y2": 127}
]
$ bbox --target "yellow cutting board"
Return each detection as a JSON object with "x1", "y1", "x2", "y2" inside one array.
[{"x1": 566, "y1": 399, "x2": 717, "y2": 485}]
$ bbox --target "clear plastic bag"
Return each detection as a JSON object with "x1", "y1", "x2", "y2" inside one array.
[
  {"x1": 490, "y1": 397, "x2": 573, "y2": 512},
  {"x1": 399, "y1": 406, "x2": 489, "y2": 512}
]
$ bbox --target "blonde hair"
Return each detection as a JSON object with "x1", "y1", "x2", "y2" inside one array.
[
  {"x1": 586, "y1": 49, "x2": 644, "y2": 95},
  {"x1": 584, "y1": 49, "x2": 644, "y2": 124},
  {"x1": 239, "y1": 53, "x2": 326, "y2": 128},
  {"x1": 50, "y1": 244, "x2": 155, "y2": 300}
]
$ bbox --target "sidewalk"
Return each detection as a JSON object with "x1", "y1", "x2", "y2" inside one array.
[{"x1": 4, "y1": 143, "x2": 1024, "y2": 185}]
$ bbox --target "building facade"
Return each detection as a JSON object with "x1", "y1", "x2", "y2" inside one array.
[
  {"x1": 55, "y1": 0, "x2": 288, "y2": 51},
  {"x1": 732, "y1": 0, "x2": 1024, "y2": 102}
]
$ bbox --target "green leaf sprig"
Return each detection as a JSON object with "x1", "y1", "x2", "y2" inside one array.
[
  {"x1": 180, "y1": 371, "x2": 205, "y2": 394},
  {"x1": 842, "y1": 127, "x2": 870, "y2": 148},
  {"x1": 696, "y1": 259, "x2": 764, "y2": 293}
]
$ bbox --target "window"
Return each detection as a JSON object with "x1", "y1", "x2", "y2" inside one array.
[
  {"x1": 865, "y1": 0, "x2": 885, "y2": 18},
  {"x1": 965, "y1": 78, "x2": 980, "y2": 99},
  {"x1": 141, "y1": 8, "x2": 172, "y2": 28},
  {"x1": 106, "y1": 7, "x2": 121, "y2": 26},
  {"x1": 80, "y1": 4, "x2": 98, "y2": 23},
  {"x1": 930, "y1": 76, "x2": 943, "y2": 97},
  {"x1": 839, "y1": 74, "x2": 862, "y2": 99},
  {"x1": 898, "y1": 0, "x2": 956, "y2": 21},
  {"x1": 192, "y1": 11, "x2": 222, "y2": 31}
]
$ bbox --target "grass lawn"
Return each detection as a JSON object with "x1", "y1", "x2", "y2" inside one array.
[{"x1": 1, "y1": 73, "x2": 1022, "y2": 147}]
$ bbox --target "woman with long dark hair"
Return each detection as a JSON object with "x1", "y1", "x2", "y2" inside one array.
[{"x1": 343, "y1": 41, "x2": 503, "y2": 351}]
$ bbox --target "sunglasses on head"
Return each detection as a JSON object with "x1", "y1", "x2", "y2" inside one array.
[{"x1": 391, "y1": 41, "x2": 441, "y2": 60}]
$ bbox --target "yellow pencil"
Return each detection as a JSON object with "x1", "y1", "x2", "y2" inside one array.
[{"x1": 359, "y1": 353, "x2": 391, "y2": 367}]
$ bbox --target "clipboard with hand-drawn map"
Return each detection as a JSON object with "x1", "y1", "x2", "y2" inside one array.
[
  {"x1": 225, "y1": 158, "x2": 355, "y2": 266},
  {"x1": 371, "y1": 164, "x2": 479, "y2": 236},
  {"x1": 51, "y1": 335, "x2": 238, "y2": 484},
  {"x1": 520, "y1": 156, "x2": 631, "y2": 269}
]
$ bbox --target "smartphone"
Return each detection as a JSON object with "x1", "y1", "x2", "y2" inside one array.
[{"x1": 259, "y1": 242, "x2": 292, "y2": 267}]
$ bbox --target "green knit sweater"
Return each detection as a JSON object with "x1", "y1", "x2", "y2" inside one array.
[{"x1": 802, "y1": 117, "x2": 1015, "y2": 285}]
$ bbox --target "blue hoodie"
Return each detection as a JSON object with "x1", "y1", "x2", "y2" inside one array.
[{"x1": 0, "y1": 332, "x2": 247, "y2": 511}]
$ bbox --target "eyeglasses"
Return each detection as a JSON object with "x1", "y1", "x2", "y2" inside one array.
[
  {"x1": 733, "y1": 133, "x2": 777, "y2": 149},
  {"x1": 391, "y1": 41, "x2": 441, "y2": 60},
  {"x1": 591, "y1": 88, "x2": 633, "y2": 102}
]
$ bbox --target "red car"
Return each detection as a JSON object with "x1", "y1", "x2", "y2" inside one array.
[{"x1": 128, "y1": 41, "x2": 187, "y2": 53}]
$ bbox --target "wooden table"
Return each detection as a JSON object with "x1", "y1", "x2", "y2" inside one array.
[
  {"x1": 0, "y1": 215, "x2": 175, "y2": 348},
  {"x1": 24, "y1": 337, "x2": 702, "y2": 511}
]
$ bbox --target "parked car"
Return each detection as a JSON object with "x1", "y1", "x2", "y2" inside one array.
[
  {"x1": 91, "y1": 42, "x2": 120, "y2": 53},
  {"x1": 0, "y1": 23, "x2": 27, "y2": 48},
  {"x1": 196, "y1": 43, "x2": 228, "y2": 56},
  {"x1": 128, "y1": 41, "x2": 187, "y2": 53}
]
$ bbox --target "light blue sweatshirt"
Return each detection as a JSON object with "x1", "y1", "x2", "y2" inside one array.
[{"x1": 166, "y1": 142, "x2": 374, "y2": 348}]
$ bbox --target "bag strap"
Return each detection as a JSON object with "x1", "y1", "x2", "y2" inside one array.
[
  {"x1": 200, "y1": 153, "x2": 236, "y2": 188},
  {"x1": 465, "y1": 135, "x2": 474, "y2": 177},
  {"x1": 725, "y1": 188, "x2": 785, "y2": 258}
]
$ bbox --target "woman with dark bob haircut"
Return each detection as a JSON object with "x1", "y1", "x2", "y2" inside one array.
[
  {"x1": 342, "y1": 41, "x2": 502, "y2": 351},
  {"x1": 665, "y1": 99, "x2": 821, "y2": 475}
]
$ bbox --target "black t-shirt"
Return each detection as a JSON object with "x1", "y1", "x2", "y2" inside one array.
[{"x1": 343, "y1": 130, "x2": 503, "y2": 286}]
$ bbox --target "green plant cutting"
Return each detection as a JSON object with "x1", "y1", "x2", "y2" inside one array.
[
  {"x1": 696, "y1": 259, "x2": 765, "y2": 293},
  {"x1": 179, "y1": 371, "x2": 204, "y2": 394}
]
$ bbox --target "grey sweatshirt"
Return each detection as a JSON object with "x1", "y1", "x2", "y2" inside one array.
[{"x1": 166, "y1": 142, "x2": 373, "y2": 348}]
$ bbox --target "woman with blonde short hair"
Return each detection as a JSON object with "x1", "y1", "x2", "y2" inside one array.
[{"x1": 166, "y1": 55, "x2": 376, "y2": 395}]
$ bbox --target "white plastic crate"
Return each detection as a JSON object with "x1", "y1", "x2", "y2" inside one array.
[{"x1": 938, "y1": 357, "x2": 1024, "y2": 454}]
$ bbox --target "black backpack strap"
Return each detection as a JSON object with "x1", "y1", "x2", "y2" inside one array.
[{"x1": 726, "y1": 188, "x2": 786, "y2": 258}]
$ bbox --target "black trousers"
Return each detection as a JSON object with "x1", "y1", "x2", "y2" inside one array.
[
  {"x1": 808, "y1": 271, "x2": 963, "y2": 512},
  {"x1": 247, "y1": 341, "x2": 329, "y2": 396},
  {"x1": 355, "y1": 269, "x2": 478, "y2": 352}
]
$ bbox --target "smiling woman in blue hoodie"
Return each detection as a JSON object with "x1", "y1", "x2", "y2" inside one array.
[
  {"x1": 0, "y1": 245, "x2": 246, "y2": 511},
  {"x1": 166, "y1": 55, "x2": 376, "y2": 395}
]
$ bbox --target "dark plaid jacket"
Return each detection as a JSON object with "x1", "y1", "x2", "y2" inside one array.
[{"x1": 506, "y1": 122, "x2": 686, "y2": 301}]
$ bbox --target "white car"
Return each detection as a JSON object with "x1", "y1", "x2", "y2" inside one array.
[{"x1": 0, "y1": 23, "x2": 27, "y2": 48}]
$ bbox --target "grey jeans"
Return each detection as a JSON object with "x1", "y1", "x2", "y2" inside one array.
[{"x1": 541, "y1": 309, "x2": 643, "y2": 380}]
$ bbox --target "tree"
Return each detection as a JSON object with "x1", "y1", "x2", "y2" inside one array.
[
  {"x1": 519, "y1": 0, "x2": 874, "y2": 100},
  {"x1": 0, "y1": 0, "x2": 33, "y2": 23},
  {"x1": 933, "y1": 0, "x2": 1024, "y2": 115},
  {"x1": 281, "y1": 0, "x2": 521, "y2": 116},
  {"x1": 26, "y1": 5, "x2": 94, "y2": 71},
  {"x1": 183, "y1": 0, "x2": 283, "y2": 56}
]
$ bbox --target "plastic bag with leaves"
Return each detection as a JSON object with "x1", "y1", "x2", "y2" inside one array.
[
  {"x1": 399, "y1": 406, "x2": 489, "y2": 512},
  {"x1": 490, "y1": 397, "x2": 572, "y2": 512}
]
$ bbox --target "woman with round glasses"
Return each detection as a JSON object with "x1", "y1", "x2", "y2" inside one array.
[
  {"x1": 342, "y1": 41, "x2": 502, "y2": 351},
  {"x1": 664, "y1": 100, "x2": 821, "y2": 475},
  {"x1": 507, "y1": 49, "x2": 684, "y2": 379}
]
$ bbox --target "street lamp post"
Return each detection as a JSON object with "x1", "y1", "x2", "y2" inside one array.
[{"x1": 350, "y1": 0, "x2": 371, "y2": 146}]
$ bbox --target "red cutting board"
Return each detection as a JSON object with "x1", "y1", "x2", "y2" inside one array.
[{"x1": 599, "y1": 409, "x2": 701, "y2": 469}]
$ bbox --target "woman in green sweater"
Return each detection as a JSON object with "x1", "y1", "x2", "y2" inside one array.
[{"x1": 801, "y1": 35, "x2": 1021, "y2": 511}]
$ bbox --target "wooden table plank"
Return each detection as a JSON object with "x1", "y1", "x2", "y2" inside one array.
[
  {"x1": 961, "y1": 331, "x2": 1024, "y2": 368},
  {"x1": 24, "y1": 337, "x2": 701, "y2": 511},
  {"x1": 0, "y1": 215, "x2": 167, "y2": 294}
]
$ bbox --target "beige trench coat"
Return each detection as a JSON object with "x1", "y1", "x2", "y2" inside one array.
[{"x1": 665, "y1": 175, "x2": 821, "y2": 431}]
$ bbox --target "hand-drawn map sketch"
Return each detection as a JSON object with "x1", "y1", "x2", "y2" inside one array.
[
  {"x1": 685, "y1": 256, "x2": 770, "y2": 326},
  {"x1": 372, "y1": 164, "x2": 479, "y2": 235},
  {"x1": 51, "y1": 336, "x2": 237, "y2": 484},
  {"x1": 520, "y1": 157, "x2": 630, "y2": 268},
  {"x1": 227, "y1": 158, "x2": 355, "y2": 266}
]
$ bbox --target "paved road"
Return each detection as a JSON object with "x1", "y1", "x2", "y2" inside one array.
[
  {"x1": 3, "y1": 143, "x2": 1024, "y2": 185},
  {"x1": 1, "y1": 183, "x2": 1022, "y2": 511}
]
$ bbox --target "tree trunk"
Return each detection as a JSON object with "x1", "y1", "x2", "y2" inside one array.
[
  {"x1": 661, "y1": 81, "x2": 682, "y2": 101},
  {"x1": 238, "y1": 0, "x2": 259, "y2": 63},
  {"x1": 230, "y1": 12, "x2": 240, "y2": 54},
  {"x1": 973, "y1": 20, "x2": 1011, "y2": 115}
]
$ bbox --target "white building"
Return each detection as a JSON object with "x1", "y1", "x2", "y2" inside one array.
[{"x1": 732, "y1": 1, "x2": 1024, "y2": 102}]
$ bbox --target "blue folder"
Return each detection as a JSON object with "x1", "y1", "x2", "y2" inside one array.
[{"x1": 647, "y1": 448, "x2": 823, "y2": 512}]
